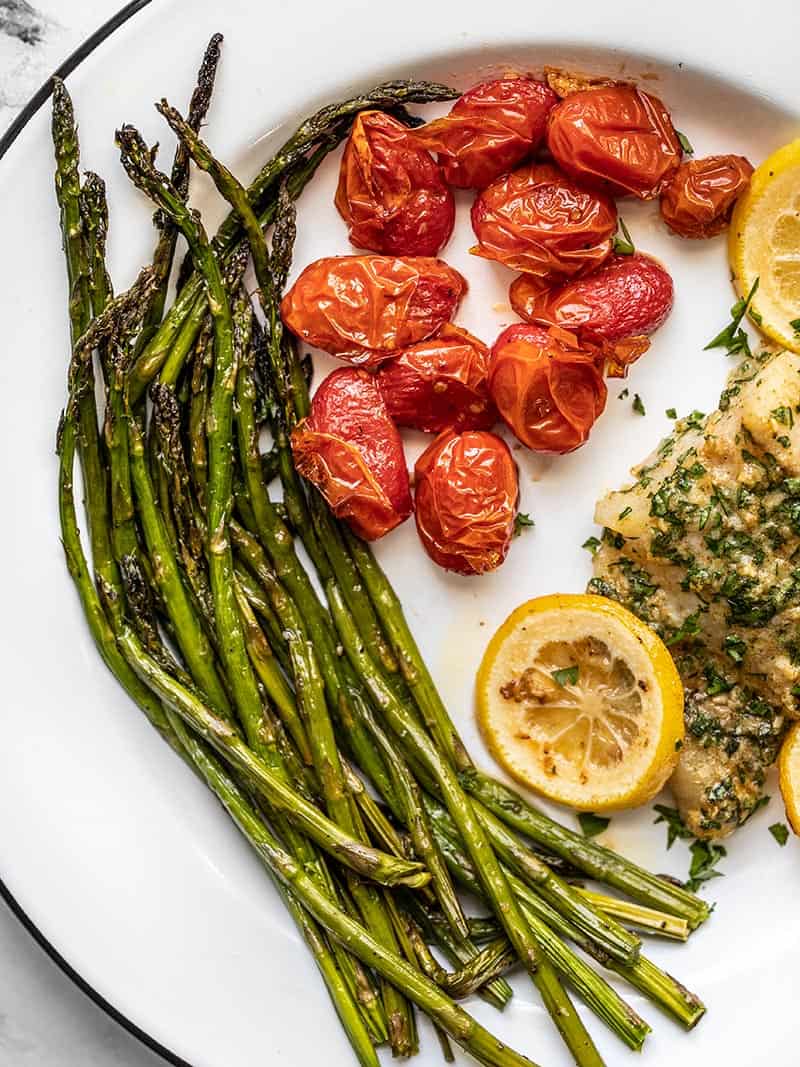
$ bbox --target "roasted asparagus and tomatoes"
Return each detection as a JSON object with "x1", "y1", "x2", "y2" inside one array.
[{"x1": 50, "y1": 34, "x2": 800, "y2": 1067}]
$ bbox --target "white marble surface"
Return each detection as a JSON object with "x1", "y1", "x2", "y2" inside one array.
[{"x1": 1, "y1": 5, "x2": 166, "y2": 1064}]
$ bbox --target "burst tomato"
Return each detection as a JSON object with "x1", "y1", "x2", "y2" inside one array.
[
  {"x1": 414, "y1": 78, "x2": 558, "y2": 189},
  {"x1": 488, "y1": 324, "x2": 607, "y2": 453},
  {"x1": 659, "y1": 154, "x2": 754, "y2": 238},
  {"x1": 290, "y1": 368, "x2": 412, "y2": 540},
  {"x1": 470, "y1": 162, "x2": 617, "y2": 280},
  {"x1": 334, "y1": 110, "x2": 455, "y2": 256},
  {"x1": 546, "y1": 85, "x2": 682, "y2": 199},
  {"x1": 509, "y1": 253, "x2": 674, "y2": 375},
  {"x1": 375, "y1": 323, "x2": 496, "y2": 433},
  {"x1": 280, "y1": 255, "x2": 467, "y2": 365},
  {"x1": 414, "y1": 429, "x2": 518, "y2": 575}
]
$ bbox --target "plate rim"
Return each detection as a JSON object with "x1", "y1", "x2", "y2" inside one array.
[{"x1": 2, "y1": 5, "x2": 797, "y2": 1066}]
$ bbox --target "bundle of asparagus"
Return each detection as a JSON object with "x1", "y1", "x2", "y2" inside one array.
[{"x1": 53, "y1": 36, "x2": 710, "y2": 1067}]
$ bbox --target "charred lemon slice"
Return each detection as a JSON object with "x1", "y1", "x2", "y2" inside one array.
[
  {"x1": 779, "y1": 722, "x2": 800, "y2": 836},
  {"x1": 476, "y1": 594, "x2": 684, "y2": 811},
  {"x1": 729, "y1": 139, "x2": 800, "y2": 354}
]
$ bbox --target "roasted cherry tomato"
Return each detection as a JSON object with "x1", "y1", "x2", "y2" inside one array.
[
  {"x1": 414, "y1": 429, "x2": 518, "y2": 575},
  {"x1": 334, "y1": 110, "x2": 455, "y2": 256},
  {"x1": 470, "y1": 162, "x2": 617, "y2": 280},
  {"x1": 414, "y1": 78, "x2": 558, "y2": 189},
  {"x1": 546, "y1": 85, "x2": 682, "y2": 199},
  {"x1": 281, "y1": 255, "x2": 467, "y2": 365},
  {"x1": 659, "y1": 154, "x2": 754, "y2": 238},
  {"x1": 291, "y1": 368, "x2": 412, "y2": 540},
  {"x1": 509, "y1": 253, "x2": 674, "y2": 376},
  {"x1": 376, "y1": 323, "x2": 497, "y2": 433},
  {"x1": 488, "y1": 324, "x2": 607, "y2": 453}
]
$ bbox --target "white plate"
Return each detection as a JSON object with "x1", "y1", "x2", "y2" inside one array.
[{"x1": 1, "y1": 1, "x2": 799, "y2": 1065}]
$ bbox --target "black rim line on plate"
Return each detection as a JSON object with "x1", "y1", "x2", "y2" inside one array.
[
  {"x1": 1, "y1": 5, "x2": 193, "y2": 1065},
  {"x1": 0, "y1": 0, "x2": 154, "y2": 161}
]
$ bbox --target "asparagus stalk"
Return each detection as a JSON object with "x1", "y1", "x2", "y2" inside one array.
[
  {"x1": 578, "y1": 890, "x2": 690, "y2": 942},
  {"x1": 79, "y1": 171, "x2": 113, "y2": 322},
  {"x1": 127, "y1": 416, "x2": 234, "y2": 719},
  {"x1": 409, "y1": 904, "x2": 513, "y2": 1014},
  {"x1": 136, "y1": 33, "x2": 224, "y2": 359},
  {"x1": 53, "y1": 80, "x2": 122, "y2": 615}
]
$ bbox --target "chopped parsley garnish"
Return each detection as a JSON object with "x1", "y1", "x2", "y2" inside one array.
[
  {"x1": 723, "y1": 634, "x2": 747, "y2": 663},
  {"x1": 582, "y1": 536, "x2": 601, "y2": 555},
  {"x1": 618, "y1": 387, "x2": 630, "y2": 400},
  {"x1": 618, "y1": 506, "x2": 633, "y2": 520},
  {"x1": 769, "y1": 822, "x2": 790, "y2": 846},
  {"x1": 704, "y1": 278, "x2": 759, "y2": 357},
  {"x1": 653, "y1": 804, "x2": 693, "y2": 849},
  {"x1": 676, "y1": 129, "x2": 694, "y2": 155},
  {"x1": 685, "y1": 409, "x2": 706, "y2": 429},
  {"x1": 685, "y1": 840, "x2": 726, "y2": 892},
  {"x1": 577, "y1": 813, "x2": 611, "y2": 838},
  {"x1": 771, "y1": 405, "x2": 794, "y2": 428},
  {"x1": 603, "y1": 527, "x2": 625, "y2": 549},
  {"x1": 613, "y1": 217, "x2": 635, "y2": 255},
  {"x1": 665, "y1": 407, "x2": 677, "y2": 419},
  {"x1": 664, "y1": 610, "x2": 701, "y2": 646},
  {"x1": 551, "y1": 666, "x2": 579, "y2": 688},
  {"x1": 790, "y1": 318, "x2": 800, "y2": 337},
  {"x1": 703, "y1": 663, "x2": 734, "y2": 696},
  {"x1": 513, "y1": 512, "x2": 535, "y2": 537},
  {"x1": 632, "y1": 394, "x2": 646, "y2": 416}
]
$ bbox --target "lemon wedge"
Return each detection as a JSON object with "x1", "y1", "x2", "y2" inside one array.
[
  {"x1": 476, "y1": 594, "x2": 684, "y2": 811},
  {"x1": 729, "y1": 139, "x2": 800, "y2": 354},
  {"x1": 779, "y1": 721, "x2": 800, "y2": 836}
]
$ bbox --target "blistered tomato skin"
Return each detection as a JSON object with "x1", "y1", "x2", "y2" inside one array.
[
  {"x1": 660, "y1": 155, "x2": 754, "y2": 238},
  {"x1": 280, "y1": 255, "x2": 467, "y2": 365},
  {"x1": 290, "y1": 368, "x2": 412, "y2": 541},
  {"x1": 510, "y1": 253, "x2": 674, "y2": 343},
  {"x1": 415, "y1": 78, "x2": 558, "y2": 189},
  {"x1": 335, "y1": 110, "x2": 455, "y2": 256},
  {"x1": 546, "y1": 86, "x2": 682, "y2": 199},
  {"x1": 376, "y1": 324, "x2": 497, "y2": 433},
  {"x1": 414, "y1": 430, "x2": 519, "y2": 576},
  {"x1": 470, "y1": 162, "x2": 617, "y2": 280},
  {"x1": 488, "y1": 324, "x2": 607, "y2": 454}
]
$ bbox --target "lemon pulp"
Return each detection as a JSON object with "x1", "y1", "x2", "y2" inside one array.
[{"x1": 477, "y1": 594, "x2": 684, "y2": 811}]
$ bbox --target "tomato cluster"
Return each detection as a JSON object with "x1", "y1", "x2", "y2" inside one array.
[{"x1": 282, "y1": 71, "x2": 753, "y2": 575}]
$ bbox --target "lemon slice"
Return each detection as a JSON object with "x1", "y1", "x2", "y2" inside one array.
[
  {"x1": 476, "y1": 593, "x2": 684, "y2": 811},
  {"x1": 729, "y1": 139, "x2": 800, "y2": 354},
  {"x1": 779, "y1": 722, "x2": 800, "y2": 836}
]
